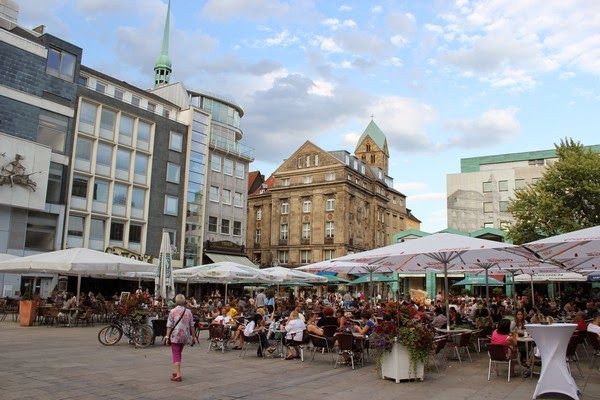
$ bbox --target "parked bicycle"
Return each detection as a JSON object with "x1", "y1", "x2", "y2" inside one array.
[{"x1": 98, "y1": 312, "x2": 153, "y2": 348}]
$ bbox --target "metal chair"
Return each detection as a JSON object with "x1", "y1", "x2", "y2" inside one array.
[
  {"x1": 446, "y1": 332, "x2": 472, "y2": 362},
  {"x1": 285, "y1": 329, "x2": 309, "y2": 362},
  {"x1": 487, "y1": 344, "x2": 520, "y2": 382},
  {"x1": 207, "y1": 324, "x2": 230, "y2": 353},
  {"x1": 430, "y1": 336, "x2": 448, "y2": 372},
  {"x1": 566, "y1": 334, "x2": 583, "y2": 377},
  {"x1": 476, "y1": 326, "x2": 494, "y2": 352},
  {"x1": 240, "y1": 333, "x2": 264, "y2": 359},
  {"x1": 334, "y1": 333, "x2": 363, "y2": 370},
  {"x1": 308, "y1": 333, "x2": 335, "y2": 364},
  {"x1": 588, "y1": 332, "x2": 600, "y2": 370}
]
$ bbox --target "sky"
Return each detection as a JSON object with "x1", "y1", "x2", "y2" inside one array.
[{"x1": 14, "y1": 0, "x2": 600, "y2": 233}]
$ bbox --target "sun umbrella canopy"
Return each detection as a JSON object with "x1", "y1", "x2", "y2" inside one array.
[
  {"x1": 173, "y1": 261, "x2": 281, "y2": 284},
  {"x1": 523, "y1": 225, "x2": 600, "y2": 271},
  {"x1": 453, "y1": 275, "x2": 505, "y2": 286},
  {"x1": 348, "y1": 273, "x2": 396, "y2": 285},
  {"x1": 513, "y1": 272, "x2": 587, "y2": 282},
  {"x1": 261, "y1": 266, "x2": 326, "y2": 284},
  {"x1": 320, "y1": 274, "x2": 350, "y2": 284}
]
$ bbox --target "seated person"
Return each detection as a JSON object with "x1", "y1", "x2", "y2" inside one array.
[
  {"x1": 430, "y1": 307, "x2": 448, "y2": 329},
  {"x1": 491, "y1": 318, "x2": 519, "y2": 376},
  {"x1": 243, "y1": 313, "x2": 274, "y2": 357},
  {"x1": 588, "y1": 315, "x2": 600, "y2": 338},
  {"x1": 211, "y1": 307, "x2": 233, "y2": 325},
  {"x1": 354, "y1": 310, "x2": 375, "y2": 336},
  {"x1": 335, "y1": 308, "x2": 347, "y2": 331},
  {"x1": 573, "y1": 311, "x2": 588, "y2": 333},
  {"x1": 283, "y1": 310, "x2": 306, "y2": 359},
  {"x1": 317, "y1": 306, "x2": 337, "y2": 328}
]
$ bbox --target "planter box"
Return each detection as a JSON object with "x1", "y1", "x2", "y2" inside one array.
[
  {"x1": 19, "y1": 300, "x2": 39, "y2": 327},
  {"x1": 380, "y1": 343, "x2": 425, "y2": 383}
]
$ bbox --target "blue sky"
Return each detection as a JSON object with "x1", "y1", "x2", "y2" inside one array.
[{"x1": 15, "y1": 0, "x2": 600, "y2": 232}]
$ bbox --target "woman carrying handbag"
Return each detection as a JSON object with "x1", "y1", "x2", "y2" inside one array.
[{"x1": 166, "y1": 294, "x2": 196, "y2": 382}]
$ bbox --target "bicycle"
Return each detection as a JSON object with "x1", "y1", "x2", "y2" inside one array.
[{"x1": 98, "y1": 313, "x2": 154, "y2": 348}]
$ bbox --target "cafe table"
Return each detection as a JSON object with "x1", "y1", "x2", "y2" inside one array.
[{"x1": 526, "y1": 323, "x2": 579, "y2": 400}]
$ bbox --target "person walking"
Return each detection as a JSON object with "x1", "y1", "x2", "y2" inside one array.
[{"x1": 166, "y1": 294, "x2": 196, "y2": 382}]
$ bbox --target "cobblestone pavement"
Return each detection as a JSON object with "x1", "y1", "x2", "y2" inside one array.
[{"x1": 1, "y1": 320, "x2": 599, "y2": 400}]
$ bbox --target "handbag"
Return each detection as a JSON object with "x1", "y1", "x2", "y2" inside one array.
[{"x1": 164, "y1": 306, "x2": 186, "y2": 345}]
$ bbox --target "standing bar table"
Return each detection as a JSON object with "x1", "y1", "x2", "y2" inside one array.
[{"x1": 526, "y1": 323, "x2": 579, "y2": 400}]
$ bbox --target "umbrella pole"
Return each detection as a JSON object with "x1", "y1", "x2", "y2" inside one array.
[
  {"x1": 444, "y1": 262, "x2": 450, "y2": 328},
  {"x1": 225, "y1": 283, "x2": 228, "y2": 304},
  {"x1": 369, "y1": 270, "x2": 373, "y2": 306},
  {"x1": 530, "y1": 275, "x2": 535, "y2": 307},
  {"x1": 76, "y1": 273, "x2": 82, "y2": 305},
  {"x1": 485, "y1": 268, "x2": 490, "y2": 304}
]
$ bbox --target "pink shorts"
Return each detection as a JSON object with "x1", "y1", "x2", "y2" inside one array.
[{"x1": 171, "y1": 343, "x2": 185, "y2": 363}]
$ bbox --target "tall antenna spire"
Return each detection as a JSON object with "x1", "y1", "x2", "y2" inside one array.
[{"x1": 154, "y1": 0, "x2": 172, "y2": 87}]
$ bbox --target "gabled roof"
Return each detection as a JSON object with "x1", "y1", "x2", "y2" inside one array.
[{"x1": 355, "y1": 119, "x2": 387, "y2": 152}]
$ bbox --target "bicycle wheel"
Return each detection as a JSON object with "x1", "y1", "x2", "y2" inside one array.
[
  {"x1": 133, "y1": 324, "x2": 154, "y2": 348},
  {"x1": 98, "y1": 325, "x2": 122, "y2": 346}
]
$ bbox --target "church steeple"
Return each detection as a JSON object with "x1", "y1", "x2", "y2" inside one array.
[
  {"x1": 154, "y1": 0, "x2": 172, "y2": 87},
  {"x1": 354, "y1": 118, "x2": 389, "y2": 174}
]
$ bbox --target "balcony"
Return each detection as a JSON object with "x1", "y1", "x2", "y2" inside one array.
[{"x1": 209, "y1": 135, "x2": 255, "y2": 162}]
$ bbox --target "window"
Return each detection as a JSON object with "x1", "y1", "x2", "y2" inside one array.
[
  {"x1": 113, "y1": 183, "x2": 128, "y2": 206},
  {"x1": 96, "y1": 143, "x2": 113, "y2": 167},
  {"x1": 515, "y1": 179, "x2": 526, "y2": 190},
  {"x1": 483, "y1": 222, "x2": 494, "y2": 229},
  {"x1": 278, "y1": 251, "x2": 289, "y2": 264},
  {"x1": 482, "y1": 181, "x2": 493, "y2": 193},
  {"x1": 255, "y1": 229, "x2": 261, "y2": 243},
  {"x1": 303, "y1": 176, "x2": 313, "y2": 184},
  {"x1": 222, "y1": 189, "x2": 231, "y2": 204},
  {"x1": 25, "y1": 211, "x2": 56, "y2": 250},
  {"x1": 366, "y1": 144, "x2": 371, "y2": 151},
  {"x1": 119, "y1": 114, "x2": 134, "y2": 146},
  {"x1": 134, "y1": 154, "x2": 148, "y2": 180},
  {"x1": 306, "y1": 155, "x2": 311, "y2": 167},
  {"x1": 233, "y1": 221, "x2": 242, "y2": 236},
  {"x1": 280, "y1": 224, "x2": 288, "y2": 240},
  {"x1": 109, "y1": 221, "x2": 124, "y2": 241},
  {"x1": 78, "y1": 76, "x2": 88, "y2": 86},
  {"x1": 281, "y1": 178, "x2": 290, "y2": 187},
  {"x1": 67, "y1": 215, "x2": 84, "y2": 237},
  {"x1": 116, "y1": 148, "x2": 131, "y2": 171},
  {"x1": 323, "y1": 249, "x2": 334, "y2": 260},
  {"x1": 325, "y1": 172, "x2": 335, "y2": 181},
  {"x1": 129, "y1": 224, "x2": 142, "y2": 244},
  {"x1": 325, "y1": 221, "x2": 334, "y2": 238},
  {"x1": 167, "y1": 163, "x2": 180, "y2": 183},
  {"x1": 38, "y1": 111, "x2": 68, "y2": 153},
  {"x1": 209, "y1": 186, "x2": 219, "y2": 202},
  {"x1": 131, "y1": 96, "x2": 140, "y2": 107},
  {"x1": 371, "y1": 154, "x2": 376, "y2": 163},
  {"x1": 96, "y1": 81, "x2": 105, "y2": 93},
  {"x1": 302, "y1": 223, "x2": 311, "y2": 240},
  {"x1": 131, "y1": 187, "x2": 145, "y2": 210},
  {"x1": 223, "y1": 159, "x2": 233, "y2": 176},
  {"x1": 147, "y1": 102, "x2": 156, "y2": 112},
  {"x1": 114, "y1": 89, "x2": 124, "y2": 101},
  {"x1": 498, "y1": 180, "x2": 508, "y2": 192},
  {"x1": 169, "y1": 131, "x2": 182, "y2": 151},
  {"x1": 326, "y1": 198, "x2": 335, "y2": 211},
  {"x1": 281, "y1": 201, "x2": 289, "y2": 215},
  {"x1": 211, "y1": 154, "x2": 221, "y2": 172},
  {"x1": 297, "y1": 157, "x2": 302, "y2": 168},
  {"x1": 99, "y1": 108, "x2": 116, "y2": 140},
  {"x1": 483, "y1": 202, "x2": 493, "y2": 213},
  {"x1": 234, "y1": 192, "x2": 243, "y2": 207},
  {"x1": 208, "y1": 216, "x2": 218, "y2": 233},
  {"x1": 93, "y1": 180, "x2": 109, "y2": 202},
  {"x1": 235, "y1": 162, "x2": 244, "y2": 178},
  {"x1": 78, "y1": 101, "x2": 97, "y2": 135},
  {"x1": 303, "y1": 200, "x2": 312, "y2": 213},
  {"x1": 165, "y1": 195, "x2": 178, "y2": 215},
  {"x1": 256, "y1": 207, "x2": 262, "y2": 221},
  {"x1": 499, "y1": 201, "x2": 509, "y2": 212},
  {"x1": 90, "y1": 218, "x2": 105, "y2": 241},
  {"x1": 71, "y1": 176, "x2": 88, "y2": 198},
  {"x1": 314, "y1": 154, "x2": 319, "y2": 166},
  {"x1": 137, "y1": 121, "x2": 151, "y2": 150},
  {"x1": 46, "y1": 47, "x2": 76, "y2": 81},
  {"x1": 221, "y1": 218, "x2": 230, "y2": 234},
  {"x1": 301, "y1": 250, "x2": 311, "y2": 264},
  {"x1": 46, "y1": 162, "x2": 63, "y2": 204}
]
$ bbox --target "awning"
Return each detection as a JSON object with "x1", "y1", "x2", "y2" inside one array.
[{"x1": 205, "y1": 253, "x2": 257, "y2": 268}]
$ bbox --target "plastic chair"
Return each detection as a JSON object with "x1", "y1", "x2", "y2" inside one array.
[
  {"x1": 446, "y1": 332, "x2": 472, "y2": 362},
  {"x1": 477, "y1": 326, "x2": 494, "y2": 352},
  {"x1": 207, "y1": 324, "x2": 230, "y2": 353},
  {"x1": 240, "y1": 333, "x2": 264, "y2": 359},
  {"x1": 285, "y1": 329, "x2": 309, "y2": 362},
  {"x1": 487, "y1": 344, "x2": 520, "y2": 382},
  {"x1": 430, "y1": 336, "x2": 448, "y2": 372},
  {"x1": 309, "y1": 333, "x2": 335, "y2": 364}
]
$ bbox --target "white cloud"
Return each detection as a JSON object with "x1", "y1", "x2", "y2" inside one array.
[
  {"x1": 371, "y1": 6, "x2": 383, "y2": 14},
  {"x1": 202, "y1": 0, "x2": 289, "y2": 21},
  {"x1": 339, "y1": 5, "x2": 352, "y2": 12},
  {"x1": 262, "y1": 30, "x2": 299, "y2": 47},
  {"x1": 308, "y1": 80, "x2": 335, "y2": 97},
  {"x1": 394, "y1": 181, "x2": 429, "y2": 193},
  {"x1": 322, "y1": 18, "x2": 356, "y2": 31},
  {"x1": 444, "y1": 108, "x2": 521, "y2": 148}
]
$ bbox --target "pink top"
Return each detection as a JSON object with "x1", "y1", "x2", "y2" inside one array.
[
  {"x1": 491, "y1": 330, "x2": 511, "y2": 356},
  {"x1": 167, "y1": 306, "x2": 194, "y2": 344}
]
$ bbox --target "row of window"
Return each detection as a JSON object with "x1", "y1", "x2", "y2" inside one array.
[
  {"x1": 209, "y1": 186, "x2": 244, "y2": 207},
  {"x1": 253, "y1": 221, "x2": 335, "y2": 242},
  {"x1": 482, "y1": 178, "x2": 539, "y2": 193},
  {"x1": 67, "y1": 216, "x2": 143, "y2": 244},
  {"x1": 273, "y1": 249, "x2": 335, "y2": 264},
  {"x1": 255, "y1": 198, "x2": 335, "y2": 219},
  {"x1": 210, "y1": 154, "x2": 245, "y2": 178},
  {"x1": 483, "y1": 201, "x2": 509, "y2": 213},
  {"x1": 207, "y1": 216, "x2": 242, "y2": 236}
]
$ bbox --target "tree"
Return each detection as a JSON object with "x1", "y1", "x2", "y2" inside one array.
[{"x1": 506, "y1": 138, "x2": 600, "y2": 244}]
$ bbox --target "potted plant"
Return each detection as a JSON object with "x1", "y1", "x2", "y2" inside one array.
[
  {"x1": 370, "y1": 302, "x2": 435, "y2": 382},
  {"x1": 19, "y1": 283, "x2": 38, "y2": 326}
]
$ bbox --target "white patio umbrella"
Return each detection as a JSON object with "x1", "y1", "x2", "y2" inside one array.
[
  {"x1": 155, "y1": 232, "x2": 174, "y2": 304},
  {"x1": 300, "y1": 233, "x2": 543, "y2": 325},
  {"x1": 523, "y1": 225, "x2": 600, "y2": 271},
  {"x1": 0, "y1": 248, "x2": 155, "y2": 302},
  {"x1": 261, "y1": 266, "x2": 327, "y2": 284},
  {"x1": 173, "y1": 261, "x2": 282, "y2": 303}
]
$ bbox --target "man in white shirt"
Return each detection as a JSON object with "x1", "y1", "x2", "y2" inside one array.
[{"x1": 255, "y1": 289, "x2": 267, "y2": 309}]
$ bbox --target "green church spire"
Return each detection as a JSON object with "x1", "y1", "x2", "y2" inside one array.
[{"x1": 154, "y1": 0, "x2": 172, "y2": 87}]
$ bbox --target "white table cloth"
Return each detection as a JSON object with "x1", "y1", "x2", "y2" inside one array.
[{"x1": 526, "y1": 323, "x2": 579, "y2": 400}]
